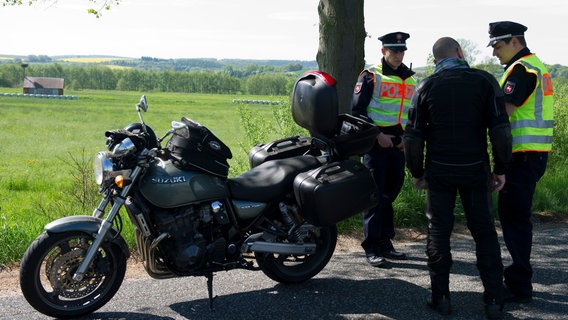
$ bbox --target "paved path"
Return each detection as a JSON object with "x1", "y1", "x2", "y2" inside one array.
[{"x1": 1, "y1": 223, "x2": 566, "y2": 319}]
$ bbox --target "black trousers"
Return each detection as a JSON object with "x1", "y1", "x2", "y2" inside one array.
[
  {"x1": 425, "y1": 162, "x2": 503, "y2": 303},
  {"x1": 361, "y1": 146, "x2": 405, "y2": 255},
  {"x1": 498, "y1": 152, "x2": 548, "y2": 298}
]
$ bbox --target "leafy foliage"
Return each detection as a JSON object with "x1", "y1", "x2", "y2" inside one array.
[
  {"x1": 2, "y1": 0, "x2": 120, "y2": 18},
  {"x1": 548, "y1": 79, "x2": 568, "y2": 169}
]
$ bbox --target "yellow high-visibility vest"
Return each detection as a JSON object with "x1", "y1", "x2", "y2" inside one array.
[
  {"x1": 500, "y1": 54, "x2": 554, "y2": 152},
  {"x1": 366, "y1": 64, "x2": 416, "y2": 128}
]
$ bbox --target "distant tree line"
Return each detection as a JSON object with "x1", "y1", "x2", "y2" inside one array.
[
  {"x1": 107, "y1": 57, "x2": 312, "y2": 74},
  {"x1": 1, "y1": 57, "x2": 567, "y2": 96},
  {"x1": 0, "y1": 63, "x2": 300, "y2": 95},
  {"x1": 20, "y1": 55, "x2": 53, "y2": 63}
]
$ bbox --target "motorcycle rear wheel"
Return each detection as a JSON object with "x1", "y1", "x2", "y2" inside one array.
[
  {"x1": 255, "y1": 225, "x2": 337, "y2": 284},
  {"x1": 19, "y1": 231, "x2": 127, "y2": 319}
]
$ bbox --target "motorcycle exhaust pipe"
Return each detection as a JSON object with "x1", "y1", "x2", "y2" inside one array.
[{"x1": 249, "y1": 241, "x2": 316, "y2": 255}]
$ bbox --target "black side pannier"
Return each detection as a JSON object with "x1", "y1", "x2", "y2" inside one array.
[
  {"x1": 248, "y1": 135, "x2": 315, "y2": 168},
  {"x1": 165, "y1": 117, "x2": 232, "y2": 177},
  {"x1": 293, "y1": 159, "x2": 378, "y2": 226}
]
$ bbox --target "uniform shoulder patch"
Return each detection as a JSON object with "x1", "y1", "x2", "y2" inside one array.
[
  {"x1": 354, "y1": 81, "x2": 363, "y2": 94},
  {"x1": 504, "y1": 80, "x2": 516, "y2": 94}
]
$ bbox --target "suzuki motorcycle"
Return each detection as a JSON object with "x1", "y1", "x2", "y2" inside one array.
[{"x1": 19, "y1": 71, "x2": 380, "y2": 318}]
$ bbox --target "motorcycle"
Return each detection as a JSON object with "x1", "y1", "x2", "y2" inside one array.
[{"x1": 19, "y1": 71, "x2": 380, "y2": 318}]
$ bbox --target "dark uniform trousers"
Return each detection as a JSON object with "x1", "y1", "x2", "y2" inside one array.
[
  {"x1": 361, "y1": 145, "x2": 405, "y2": 255},
  {"x1": 426, "y1": 162, "x2": 503, "y2": 303},
  {"x1": 498, "y1": 152, "x2": 548, "y2": 298}
]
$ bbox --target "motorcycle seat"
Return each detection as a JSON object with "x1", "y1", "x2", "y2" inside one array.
[{"x1": 227, "y1": 155, "x2": 321, "y2": 202}]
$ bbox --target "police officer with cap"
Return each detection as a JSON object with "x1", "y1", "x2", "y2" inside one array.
[
  {"x1": 488, "y1": 21, "x2": 555, "y2": 304},
  {"x1": 352, "y1": 31, "x2": 416, "y2": 268}
]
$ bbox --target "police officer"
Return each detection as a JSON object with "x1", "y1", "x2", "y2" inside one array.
[
  {"x1": 404, "y1": 37, "x2": 512, "y2": 319},
  {"x1": 488, "y1": 21, "x2": 554, "y2": 304},
  {"x1": 352, "y1": 31, "x2": 416, "y2": 268}
]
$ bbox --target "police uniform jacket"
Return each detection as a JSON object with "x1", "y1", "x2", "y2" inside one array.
[
  {"x1": 500, "y1": 47, "x2": 554, "y2": 152},
  {"x1": 352, "y1": 58, "x2": 415, "y2": 137},
  {"x1": 501, "y1": 47, "x2": 537, "y2": 107},
  {"x1": 404, "y1": 66, "x2": 512, "y2": 179}
]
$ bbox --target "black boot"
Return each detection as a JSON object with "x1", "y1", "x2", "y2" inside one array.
[
  {"x1": 485, "y1": 299, "x2": 504, "y2": 320},
  {"x1": 427, "y1": 295, "x2": 451, "y2": 316}
]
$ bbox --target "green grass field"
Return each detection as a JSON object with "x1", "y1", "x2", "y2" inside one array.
[{"x1": 0, "y1": 89, "x2": 283, "y2": 265}]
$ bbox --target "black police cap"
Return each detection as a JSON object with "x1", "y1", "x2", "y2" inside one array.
[
  {"x1": 487, "y1": 21, "x2": 527, "y2": 47},
  {"x1": 378, "y1": 32, "x2": 410, "y2": 51}
]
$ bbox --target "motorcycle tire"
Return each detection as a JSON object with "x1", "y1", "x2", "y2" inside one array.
[
  {"x1": 255, "y1": 225, "x2": 337, "y2": 284},
  {"x1": 19, "y1": 231, "x2": 128, "y2": 319}
]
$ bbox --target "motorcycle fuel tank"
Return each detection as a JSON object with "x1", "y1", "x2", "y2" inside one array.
[{"x1": 139, "y1": 159, "x2": 229, "y2": 208}]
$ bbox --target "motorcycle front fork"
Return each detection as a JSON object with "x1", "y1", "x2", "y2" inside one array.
[
  {"x1": 72, "y1": 197, "x2": 125, "y2": 281},
  {"x1": 73, "y1": 166, "x2": 142, "y2": 281}
]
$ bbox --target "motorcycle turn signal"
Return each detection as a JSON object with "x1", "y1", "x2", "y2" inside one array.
[{"x1": 114, "y1": 175, "x2": 132, "y2": 188}]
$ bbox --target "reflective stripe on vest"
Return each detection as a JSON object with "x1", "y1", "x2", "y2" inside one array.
[
  {"x1": 500, "y1": 54, "x2": 554, "y2": 152},
  {"x1": 366, "y1": 65, "x2": 417, "y2": 127}
]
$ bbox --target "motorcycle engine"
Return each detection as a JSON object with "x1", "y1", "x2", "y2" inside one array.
[{"x1": 151, "y1": 202, "x2": 228, "y2": 274}]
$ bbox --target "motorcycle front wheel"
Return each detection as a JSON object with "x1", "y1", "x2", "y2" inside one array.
[
  {"x1": 255, "y1": 225, "x2": 337, "y2": 284},
  {"x1": 19, "y1": 231, "x2": 128, "y2": 319}
]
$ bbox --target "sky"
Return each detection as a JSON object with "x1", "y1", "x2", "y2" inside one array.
[{"x1": 1, "y1": 0, "x2": 567, "y2": 67}]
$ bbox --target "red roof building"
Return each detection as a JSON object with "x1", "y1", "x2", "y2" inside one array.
[{"x1": 23, "y1": 77, "x2": 64, "y2": 95}]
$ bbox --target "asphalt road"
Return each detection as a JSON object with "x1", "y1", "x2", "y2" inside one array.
[{"x1": 1, "y1": 223, "x2": 566, "y2": 320}]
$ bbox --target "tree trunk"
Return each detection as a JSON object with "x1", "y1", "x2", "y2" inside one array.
[{"x1": 317, "y1": 0, "x2": 366, "y2": 114}]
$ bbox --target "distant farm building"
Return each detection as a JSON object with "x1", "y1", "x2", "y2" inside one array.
[{"x1": 23, "y1": 77, "x2": 64, "y2": 95}]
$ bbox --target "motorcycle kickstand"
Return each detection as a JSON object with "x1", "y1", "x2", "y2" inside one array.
[{"x1": 206, "y1": 272, "x2": 217, "y2": 311}]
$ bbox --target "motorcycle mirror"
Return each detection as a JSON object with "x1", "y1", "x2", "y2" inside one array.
[
  {"x1": 135, "y1": 95, "x2": 149, "y2": 136},
  {"x1": 136, "y1": 95, "x2": 148, "y2": 112}
]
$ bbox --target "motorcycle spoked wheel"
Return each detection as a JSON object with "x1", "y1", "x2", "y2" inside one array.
[
  {"x1": 254, "y1": 225, "x2": 337, "y2": 284},
  {"x1": 19, "y1": 231, "x2": 127, "y2": 319}
]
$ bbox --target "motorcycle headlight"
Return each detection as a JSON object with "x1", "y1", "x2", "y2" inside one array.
[{"x1": 94, "y1": 152, "x2": 115, "y2": 186}]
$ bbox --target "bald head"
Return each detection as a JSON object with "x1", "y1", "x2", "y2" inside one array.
[{"x1": 432, "y1": 37, "x2": 464, "y2": 61}]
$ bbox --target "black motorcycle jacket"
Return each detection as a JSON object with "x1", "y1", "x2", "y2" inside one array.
[{"x1": 404, "y1": 67, "x2": 512, "y2": 179}]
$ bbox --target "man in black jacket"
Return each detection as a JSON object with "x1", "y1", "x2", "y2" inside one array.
[{"x1": 404, "y1": 37, "x2": 512, "y2": 320}]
